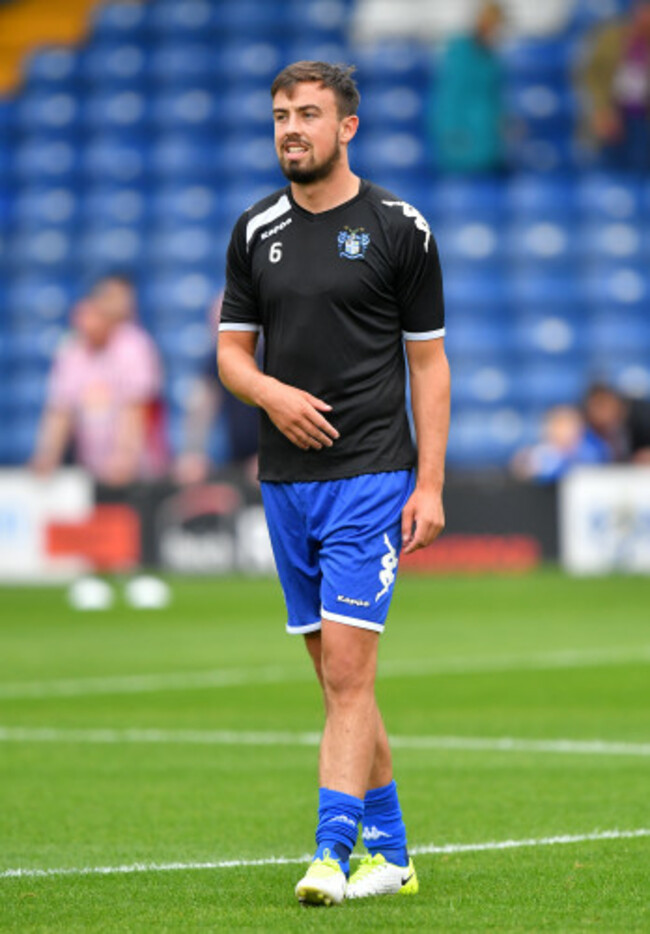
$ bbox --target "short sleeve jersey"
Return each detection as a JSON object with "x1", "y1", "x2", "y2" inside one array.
[{"x1": 220, "y1": 180, "x2": 445, "y2": 482}]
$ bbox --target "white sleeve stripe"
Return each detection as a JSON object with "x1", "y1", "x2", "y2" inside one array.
[
  {"x1": 402, "y1": 328, "x2": 445, "y2": 341},
  {"x1": 218, "y1": 323, "x2": 262, "y2": 332},
  {"x1": 245, "y1": 194, "x2": 291, "y2": 248}
]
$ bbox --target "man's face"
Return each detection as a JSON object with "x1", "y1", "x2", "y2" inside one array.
[
  {"x1": 74, "y1": 299, "x2": 114, "y2": 349},
  {"x1": 93, "y1": 279, "x2": 135, "y2": 322},
  {"x1": 273, "y1": 82, "x2": 353, "y2": 185}
]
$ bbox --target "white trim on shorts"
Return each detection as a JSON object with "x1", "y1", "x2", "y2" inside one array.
[
  {"x1": 285, "y1": 619, "x2": 322, "y2": 635},
  {"x1": 321, "y1": 608, "x2": 384, "y2": 633}
]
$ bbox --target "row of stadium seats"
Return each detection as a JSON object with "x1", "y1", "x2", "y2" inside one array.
[{"x1": 1, "y1": 0, "x2": 648, "y2": 470}]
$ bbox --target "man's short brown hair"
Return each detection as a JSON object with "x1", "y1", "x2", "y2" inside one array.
[{"x1": 270, "y1": 61, "x2": 360, "y2": 118}]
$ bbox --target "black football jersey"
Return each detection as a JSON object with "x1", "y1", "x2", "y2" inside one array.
[{"x1": 220, "y1": 179, "x2": 445, "y2": 482}]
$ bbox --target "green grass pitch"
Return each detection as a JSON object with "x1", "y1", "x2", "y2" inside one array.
[{"x1": 1, "y1": 570, "x2": 649, "y2": 931}]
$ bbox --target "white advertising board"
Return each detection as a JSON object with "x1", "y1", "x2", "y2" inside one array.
[
  {"x1": 0, "y1": 469, "x2": 93, "y2": 581},
  {"x1": 560, "y1": 466, "x2": 650, "y2": 575}
]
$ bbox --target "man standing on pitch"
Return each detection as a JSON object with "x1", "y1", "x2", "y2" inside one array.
[{"x1": 218, "y1": 62, "x2": 450, "y2": 906}]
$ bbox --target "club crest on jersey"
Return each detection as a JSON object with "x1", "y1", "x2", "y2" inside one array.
[{"x1": 338, "y1": 226, "x2": 370, "y2": 260}]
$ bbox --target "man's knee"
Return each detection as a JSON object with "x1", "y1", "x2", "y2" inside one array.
[{"x1": 320, "y1": 623, "x2": 378, "y2": 699}]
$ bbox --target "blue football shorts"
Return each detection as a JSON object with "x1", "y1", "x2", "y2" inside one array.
[{"x1": 260, "y1": 469, "x2": 415, "y2": 635}]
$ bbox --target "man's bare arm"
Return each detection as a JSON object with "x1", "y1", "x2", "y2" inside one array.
[
  {"x1": 401, "y1": 338, "x2": 451, "y2": 553},
  {"x1": 217, "y1": 330, "x2": 339, "y2": 451},
  {"x1": 30, "y1": 408, "x2": 73, "y2": 474}
]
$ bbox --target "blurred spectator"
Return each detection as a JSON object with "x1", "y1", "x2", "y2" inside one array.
[
  {"x1": 31, "y1": 276, "x2": 168, "y2": 486},
  {"x1": 174, "y1": 294, "x2": 258, "y2": 486},
  {"x1": 583, "y1": 383, "x2": 650, "y2": 464},
  {"x1": 430, "y1": 0, "x2": 506, "y2": 173},
  {"x1": 576, "y1": 0, "x2": 650, "y2": 172},
  {"x1": 511, "y1": 404, "x2": 610, "y2": 482}
]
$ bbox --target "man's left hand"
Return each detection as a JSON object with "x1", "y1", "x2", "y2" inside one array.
[{"x1": 401, "y1": 487, "x2": 445, "y2": 554}]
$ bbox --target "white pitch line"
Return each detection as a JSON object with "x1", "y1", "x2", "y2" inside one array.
[
  {"x1": 1, "y1": 828, "x2": 648, "y2": 881},
  {"x1": 2, "y1": 644, "x2": 650, "y2": 700},
  {"x1": 1, "y1": 726, "x2": 649, "y2": 757}
]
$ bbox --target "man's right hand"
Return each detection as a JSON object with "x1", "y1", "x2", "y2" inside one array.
[{"x1": 260, "y1": 379, "x2": 339, "y2": 451}]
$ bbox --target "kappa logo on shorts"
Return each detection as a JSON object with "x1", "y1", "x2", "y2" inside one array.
[{"x1": 376, "y1": 534, "x2": 398, "y2": 601}]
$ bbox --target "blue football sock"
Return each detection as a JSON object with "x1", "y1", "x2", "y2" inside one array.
[
  {"x1": 314, "y1": 787, "x2": 363, "y2": 877},
  {"x1": 362, "y1": 780, "x2": 409, "y2": 867}
]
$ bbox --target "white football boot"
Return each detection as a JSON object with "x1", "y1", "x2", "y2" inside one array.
[
  {"x1": 294, "y1": 853, "x2": 347, "y2": 906},
  {"x1": 346, "y1": 853, "x2": 419, "y2": 899}
]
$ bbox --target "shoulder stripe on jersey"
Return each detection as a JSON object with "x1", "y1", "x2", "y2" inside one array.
[
  {"x1": 219, "y1": 323, "x2": 262, "y2": 332},
  {"x1": 245, "y1": 194, "x2": 291, "y2": 249},
  {"x1": 402, "y1": 328, "x2": 445, "y2": 341}
]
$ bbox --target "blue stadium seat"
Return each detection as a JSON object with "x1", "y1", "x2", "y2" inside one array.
[
  {"x1": 222, "y1": 182, "x2": 281, "y2": 222},
  {"x1": 12, "y1": 138, "x2": 81, "y2": 183},
  {"x1": 148, "y1": 42, "x2": 215, "y2": 85},
  {"x1": 576, "y1": 173, "x2": 643, "y2": 220},
  {"x1": 80, "y1": 41, "x2": 148, "y2": 87},
  {"x1": 147, "y1": 0, "x2": 217, "y2": 36},
  {"x1": 91, "y1": 1, "x2": 149, "y2": 41},
  {"x1": 23, "y1": 47, "x2": 81, "y2": 90},
  {"x1": 215, "y1": 1, "x2": 295, "y2": 39},
  {"x1": 358, "y1": 86, "x2": 425, "y2": 132},
  {"x1": 148, "y1": 185, "x2": 225, "y2": 227},
  {"x1": 446, "y1": 407, "x2": 527, "y2": 467},
  {"x1": 150, "y1": 87, "x2": 217, "y2": 132},
  {"x1": 512, "y1": 363, "x2": 585, "y2": 407},
  {"x1": 216, "y1": 41, "x2": 282, "y2": 82},
  {"x1": 221, "y1": 88, "x2": 273, "y2": 129},
  {"x1": 77, "y1": 226, "x2": 145, "y2": 268},
  {"x1": 81, "y1": 187, "x2": 146, "y2": 227},
  {"x1": 218, "y1": 135, "x2": 281, "y2": 180},
  {"x1": 355, "y1": 131, "x2": 427, "y2": 176},
  {"x1": 83, "y1": 89, "x2": 150, "y2": 132},
  {"x1": 7, "y1": 228, "x2": 77, "y2": 274},
  {"x1": 500, "y1": 37, "x2": 572, "y2": 80},
  {"x1": 434, "y1": 178, "x2": 505, "y2": 221},
  {"x1": 13, "y1": 187, "x2": 79, "y2": 230},
  {"x1": 450, "y1": 363, "x2": 515, "y2": 405},
  {"x1": 438, "y1": 220, "x2": 504, "y2": 268},
  {"x1": 150, "y1": 134, "x2": 219, "y2": 182},
  {"x1": 155, "y1": 321, "x2": 211, "y2": 361},
  {"x1": 354, "y1": 40, "x2": 431, "y2": 90},
  {"x1": 580, "y1": 267, "x2": 649, "y2": 309},
  {"x1": 576, "y1": 221, "x2": 647, "y2": 263},
  {"x1": 286, "y1": 0, "x2": 349, "y2": 39},
  {"x1": 444, "y1": 270, "x2": 509, "y2": 312},
  {"x1": 586, "y1": 312, "x2": 650, "y2": 356},
  {"x1": 141, "y1": 271, "x2": 220, "y2": 322},
  {"x1": 505, "y1": 175, "x2": 577, "y2": 219},
  {"x1": 83, "y1": 135, "x2": 149, "y2": 185},
  {"x1": 511, "y1": 313, "x2": 583, "y2": 361},
  {"x1": 2, "y1": 412, "x2": 42, "y2": 464},
  {"x1": 508, "y1": 271, "x2": 581, "y2": 307},
  {"x1": 143, "y1": 225, "x2": 229, "y2": 269},
  {"x1": 504, "y1": 220, "x2": 575, "y2": 267},
  {"x1": 16, "y1": 90, "x2": 81, "y2": 136}
]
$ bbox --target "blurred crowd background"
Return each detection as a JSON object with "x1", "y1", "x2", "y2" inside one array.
[{"x1": 1, "y1": 0, "x2": 650, "y2": 488}]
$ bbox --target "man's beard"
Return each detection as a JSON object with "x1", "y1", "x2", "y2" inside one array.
[{"x1": 279, "y1": 140, "x2": 341, "y2": 184}]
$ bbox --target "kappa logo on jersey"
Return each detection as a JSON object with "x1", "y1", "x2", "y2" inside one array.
[
  {"x1": 376, "y1": 533, "x2": 398, "y2": 601},
  {"x1": 382, "y1": 200, "x2": 431, "y2": 252},
  {"x1": 338, "y1": 226, "x2": 370, "y2": 260},
  {"x1": 260, "y1": 217, "x2": 292, "y2": 240}
]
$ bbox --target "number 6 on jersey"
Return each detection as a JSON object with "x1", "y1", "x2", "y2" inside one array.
[{"x1": 269, "y1": 241, "x2": 283, "y2": 264}]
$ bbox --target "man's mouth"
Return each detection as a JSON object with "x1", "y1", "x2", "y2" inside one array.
[{"x1": 284, "y1": 141, "x2": 310, "y2": 159}]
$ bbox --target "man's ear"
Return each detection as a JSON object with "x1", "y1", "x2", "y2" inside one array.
[{"x1": 340, "y1": 114, "x2": 359, "y2": 144}]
